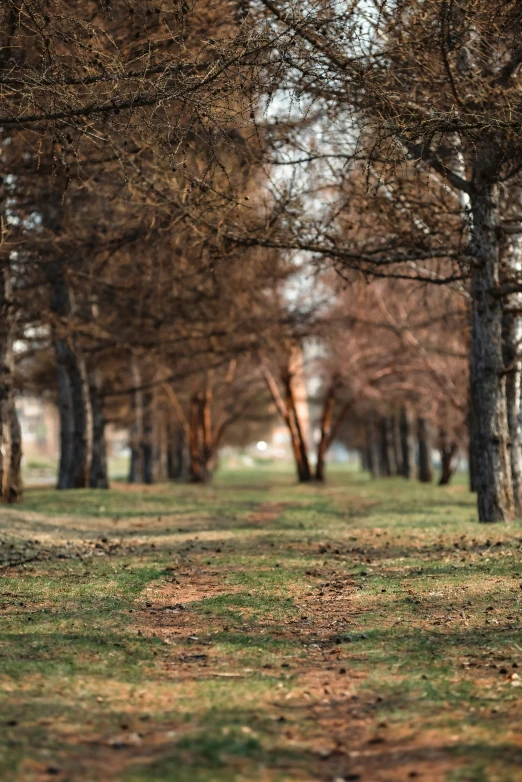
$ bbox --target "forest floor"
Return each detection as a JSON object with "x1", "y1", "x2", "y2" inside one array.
[{"x1": 1, "y1": 468, "x2": 522, "y2": 782}]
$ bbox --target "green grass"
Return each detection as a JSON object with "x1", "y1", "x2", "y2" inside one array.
[{"x1": 1, "y1": 467, "x2": 522, "y2": 781}]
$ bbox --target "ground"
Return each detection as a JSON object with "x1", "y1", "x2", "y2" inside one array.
[{"x1": 1, "y1": 467, "x2": 522, "y2": 782}]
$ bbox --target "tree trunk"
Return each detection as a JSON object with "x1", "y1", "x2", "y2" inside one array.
[
  {"x1": 501, "y1": 231, "x2": 522, "y2": 517},
  {"x1": 128, "y1": 358, "x2": 144, "y2": 483},
  {"x1": 189, "y1": 393, "x2": 205, "y2": 482},
  {"x1": 143, "y1": 388, "x2": 155, "y2": 484},
  {"x1": 379, "y1": 416, "x2": 397, "y2": 476},
  {"x1": 315, "y1": 383, "x2": 336, "y2": 482},
  {"x1": 48, "y1": 263, "x2": 92, "y2": 489},
  {"x1": 367, "y1": 418, "x2": 384, "y2": 478},
  {"x1": 392, "y1": 414, "x2": 402, "y2": 473},
  {"x1": 502, "y1": 307, "x2": 522, "y2": 516},
  {"x1": 200, "y1": 386, "x2": 214, "y2": 481},
  {"x1": 0, "y1": 263, "x2": 14, "y2": 500},
  {"x1": 417, "y1": 417, "x2": 433, "y2": 483},
  {"x1": 54, "y1": 345, "x2": 92, "y2": 490},
  {"x1": 154, "y1": 410, "x2": 169, "y2": 482},
  {"x1": 56, "y1": 351, "x2": 73, "y2": 489},
  {"x1": 469, "y1": 183, "x2": 514, "y2": 521},
  {"x1": 379, "y1": 418, "x2": 391, "y2": 476},
  {"x1": 167, "y1": 424, "x2": 184, "y2": 480},
  {"x1": 88, "y1": 367, "x2": 109, "y2": 489},
  {"x1": 65, "y1": 345, "x2": 92, "y2": 488},
  {"x1": 9, "y1": 399, "x2": 22, "y2": 502},
  {"x1": 399, "y1": 406, "x2": 416, "y2": 479},
  {"x1": 261, "y1": 363, "x2": 311, "y2": 482},
  {"x1": 439, "y1": 430, "x2": 458, "y2": 486},
  {"x1": 282, "y1": 371, "x2": 311, "y2": 483}
]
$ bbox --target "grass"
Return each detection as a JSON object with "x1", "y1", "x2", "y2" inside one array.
[{"x1": 1, "y1": 467, "x2": 522, "y2": 781}]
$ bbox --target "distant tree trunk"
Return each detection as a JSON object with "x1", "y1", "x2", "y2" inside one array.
[
  {"x1": 53, "y1": 337, "x2": 92, "y2": 489},
  {"x1": 154, "y1": 410, "x2": 169, "y2": 482},
  {"x1": 399, "y1": 406, "x2": 416, "y2": 479},
  {"x1": 200, "y1": 386, "x2": 214, "y2": 480},
  {"x1": 417, "y1": 417, "x2": 433, "y2": 483},
  {"x1": 167, "y1": 424, "x2": 184, "y2": 480},
  {"x1": 88, "y1": 367, "x2": 108, "y2": 489},
  {"x1": 261, "y1": 363, "x2": 311, "y2": 482},
  {"x1": 315, "y1": 383, "x2": 336, "y2": 482},
  {"x1": 392, "y1": 414, "x2": 402, "y2": 472},
  {"x1": 189, "y1": 393, "x2": 203, "y2": 482},
  {"x1": 67, "y1": 351, "x2": 92, "y2": 489},
  {"x1": 143, "y1": 388, "x2": 155, "y2": 484},
  {"x1": 9, "y1": 399, "x2": 22, "y2": 502},
  {"x1": 379, "y1": 416, "x2": 397, "y2": 476},
  {"x1": 188, "y1": 391, "x2": 214, "y2": 482},
  {"x1": 438, "y1": 430, "x2": 459, "y2": 486},
  {"x1": 283, "y1": 375, "x2": 312, "y2": 483},
  {"x1": 281, "y1": 371, "x2": 311, "y2": 483},
  {"x1": 378, "y1": 418, "x2": 390, "y2": 476},
  {"x1": 128, "y1": 358, "x2": 144, "y2": 483},
  {"x1": 367, "y1": 418, "x2": 384, "y2": 478},
  {"x1": 48, "y1": 263, "x2": 92, "y2": 489},
  {"x1": 0, "y1": 263, "x2": 15, "y2": 500},
  {"x1": 469, "y1": 182, "x2": 514, "y2": 521},
  {"x1": 56, "y1": 351, "x2": 73, "y2": 489}
]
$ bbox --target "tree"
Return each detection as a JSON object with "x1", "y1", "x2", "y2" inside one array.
[{"x1": 245, "y1": 0, "x2": 522, "y2": 520}]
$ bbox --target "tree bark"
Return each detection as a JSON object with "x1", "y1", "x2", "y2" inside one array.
[
  {"x1": 399, "y1": 406, "x2": 416, "y2": 479},
  {"x1": 128, "y1": 358, "x2": 144, "y2": 483},
  {"x1": 88, "y1": 367, "x2": 109, "y2": 489},
  {"x1": 417, "y1": 417, "x2": 433, "y2": 483},
  {"x1": 54, "y1": 338, "x2": 94, "y2": 490},
  {"x1": 501, "y1": 232, "x2": 522, "y2": 517},
  {"x1": 315, "y1": 383, "x2": 336, "y2": 482},
  {"x1": 438, "y1": 429, "x2": 458, "y2": 486},
  {"x1": 48, "y1": 263, "x2": 92, "y2": 489},
  {"x1": 281, "y1": 371, "x2": 311, "y2": 483},
  {"x1": 392, "y1": 414, "x2": 402, "y2": 474},
  {"x1": 261, "y1": 364, "x2": 311, "y2": 483},
  {"x1": 142, "y1": 388, "x2": 155, "y2": 484},
  {"x1": 469, "y1": 183, "x2": 514, "y2": 521},
  {"x1": 379, "y1": 416, "x2": 397, "y2": 476},
  {"x1": 378, "y1": 418, "x2": 391, "y2": 476},
  {"x1": 367, "y1": 418, "x2": 384, "y2": 478},
  {"x1": 9, "y1": 399, "x2": 22, "y2": 502},
  {"x1": 189, "y1": 393, "x2": 202, "y2": 482},
  {"x1": 56, "y1": 351, "x2": 73, "y2": 489},
  {"x1": 154, "y1": 409, "x2": 169, "y2": 482},
  {"x1": 167, "y1": 424, "x2": 185, "y2": 480},
  {"x1": 502, "y1": 307, "x2": 522, "y2": 516},
  {"x1": 0, "y1": 263, "x2": 14, "y2": 500}
]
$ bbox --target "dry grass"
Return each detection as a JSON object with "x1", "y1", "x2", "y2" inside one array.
[{"x1": 0, "y1": 468, "x2": 521, "y2": 781}]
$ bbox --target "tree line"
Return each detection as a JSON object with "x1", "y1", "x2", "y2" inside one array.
[{"x1": 1, "y1": 0, "x2": 521, "y2": 522}]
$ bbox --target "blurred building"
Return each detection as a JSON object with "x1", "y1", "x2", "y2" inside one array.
[{"x1": 15, "y1": 396, "x2": 59, "y2": 458}]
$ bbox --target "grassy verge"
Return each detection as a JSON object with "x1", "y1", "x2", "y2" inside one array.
[{"x1": 0, "y1": 468, "x2": 521, "y2": 781}]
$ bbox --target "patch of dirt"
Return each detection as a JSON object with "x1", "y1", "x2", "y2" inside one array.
[{"x1": 247, "y1": 502, "x2": 285, "y2": 525}]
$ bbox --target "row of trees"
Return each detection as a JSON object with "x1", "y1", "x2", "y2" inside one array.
[{"x1": 1, "y1": 0, "x2": 521, "y2": 521}]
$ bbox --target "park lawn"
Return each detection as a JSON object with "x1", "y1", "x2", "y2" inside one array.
[{"x1": 0, "y1": 468, "x2": 522, "y2": 782}]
